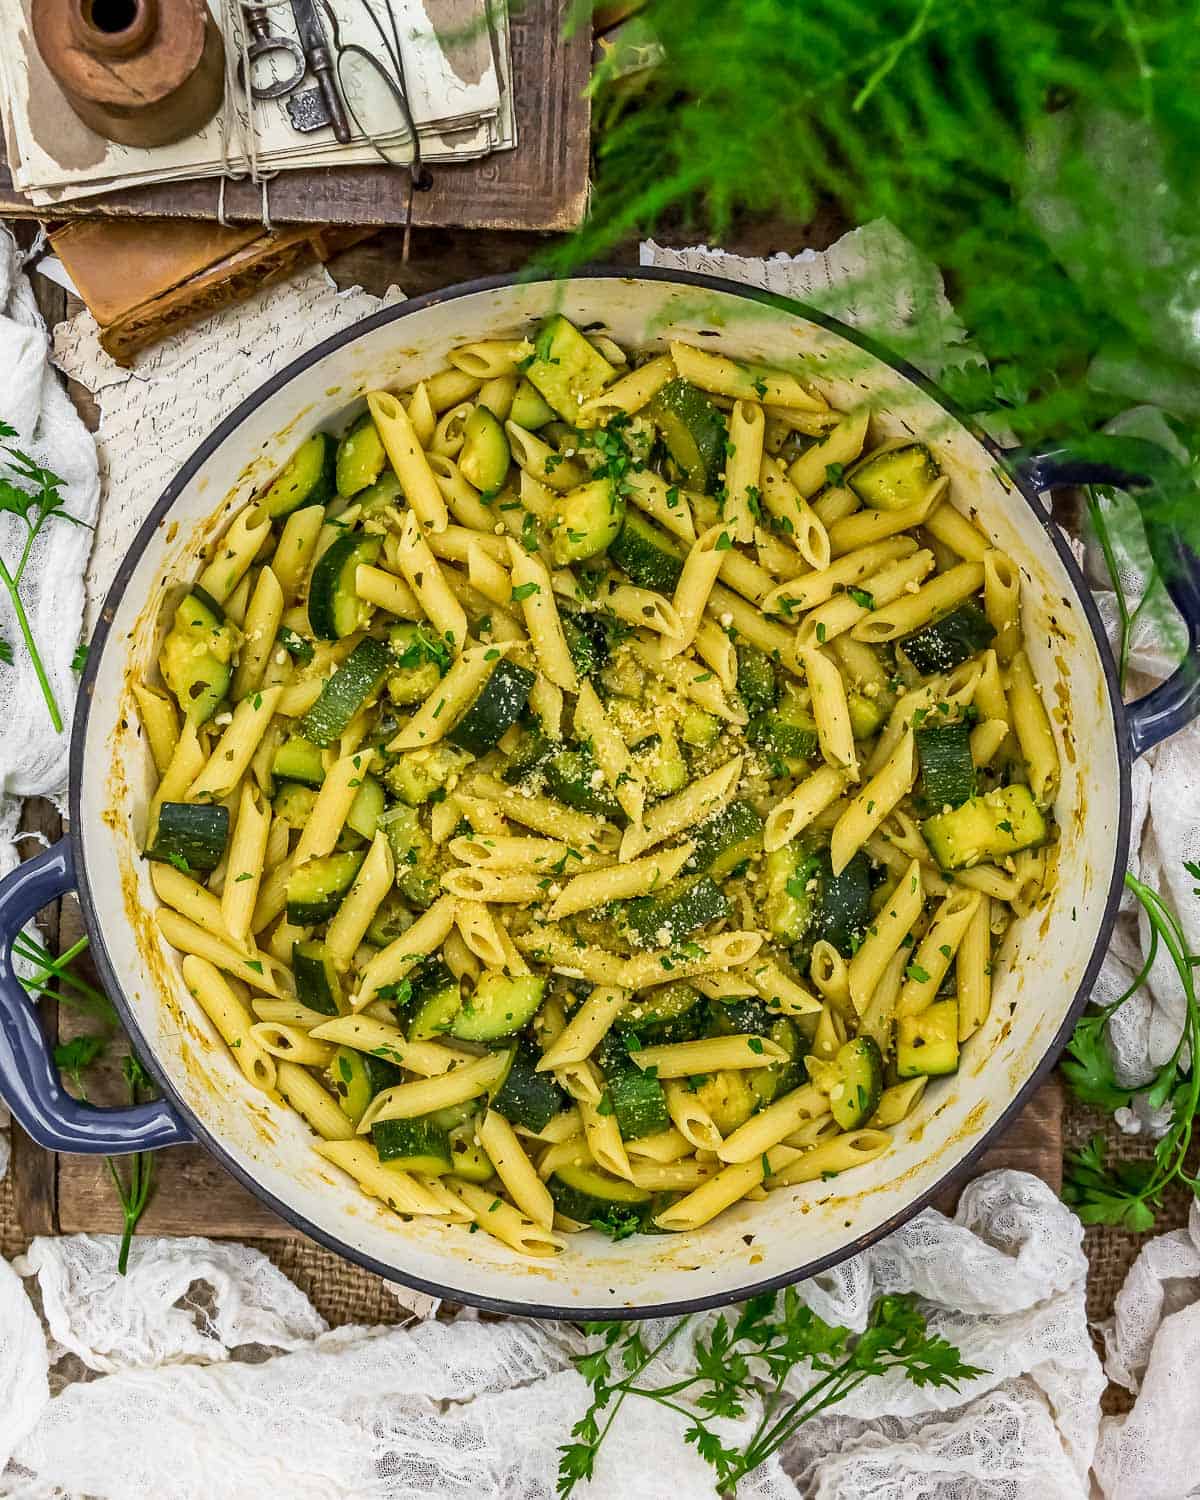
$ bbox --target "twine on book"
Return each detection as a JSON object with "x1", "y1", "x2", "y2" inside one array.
[{"x1": 217, "y1": 0, "x2": 287, "y2": 228}]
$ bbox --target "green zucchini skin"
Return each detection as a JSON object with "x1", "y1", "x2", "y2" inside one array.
[
  {"x1": 916, "y1": 723, "x2": 976, "y2": 809},
  {"x1": 544, "y1": 749, "x2": 624, "y2": 818},
  {"x1": 285, "y1": 850, "x2": 366, "y2": 925},
  {"x1": 685, "y1": 799, "x2": 764, "y2": 877},
  {"x1": 307, "y1": 532, "x2": 382, "y2": 641},
  {"x1": 617, "y1": 981, "x2": 703, "y2": 1033},
  {"x1": 278, "y1": 625, "x2": 316, "y2": 665},
  {"x1": 631, "y1": 730, "x2": 688, "y2": 798},
  {"x1": 762, "y1": 845, "x2": 820, "y2": 942},
  {"x1": 829, "y1": 1037, "x2": 884, "y2": 1127},
  {"x1": 145, "y1": 802, "x2": 229, "y2": 872},
  {"x1": 548, "y1": 1162, "x2": 653, "y2": 1232},
  {"x1": 293, "y1": 940, "x2": 344, "y2": 1016},
  {"x1": 650, "y1": 379, "x2": 728, "y2": 493},
  {"x1": 620, "y1": 876, "x2": 730, "y2": 949},
  {"x1": 500, "y1": 728, "x2": 556, "y2": 784},
  {"x1": 301, "y1": 636, "x2": 393, "y2": 747},
  {"x1": 262, "y1": 432, "x2": 337, "y2": 519},
  {"x1": 608, "y1": 509, "x2": 686, "y2": 592},
  {"x1": 329, "y1": 1045, "x2": 400, "y2": 1123},
  {"x1": 272, "y1": 736, "x2": 326, "y2": 787},
  {"x1": 812, "y1": 851, "x2": 872, "y2": 956},
  {"x1": 736, "y1": 644, "x2": 777, "y2": 715},
  {"x1": 899, "y1": 601, "x2": 995, "y2": 675},
  {"x1": 489, "y1": 1044, "x2": 566, "y2": 1133},
  {"x1": 605, "y1": 1066, "x2": 670, "y2": 1140},
  {"x1": 371, "y1": 1118, "x2": 453, "y2": 1174},
  {"x1": 561, "y1": 612, "x2": 611, "y2": 680},
  {"x1": 335, "y1": 414, "x2": 387, "y2": 498},
  {"x1": 379, "y1": 803, "x2": 439, "y2": 908},
  {"x1": 847, "y1": 442, "x2": 940, "y2": 511},
  {"x1": 406, "y1": 959, "x2": 463, "y2": 1039},
  {"x1": 447, "y1": 657, "x2": 536, "y2": 755}
]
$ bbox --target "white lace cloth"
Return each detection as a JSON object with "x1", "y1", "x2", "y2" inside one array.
[{"x1": 0, "y1": 223, "x2": 1196, "y2": 1497}]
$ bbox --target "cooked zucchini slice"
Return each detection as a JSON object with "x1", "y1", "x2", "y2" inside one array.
[
  {"x1": 846, "y1": 442, "x2": 940, "y2": 512},
  {"x1": 450, "y1": 971, "x2": 545, "y2": 1042},
  {"x1": 447, "y1": 657, "x2": 535, "y2": 755},
  {"x1": 762, "y1": 844, "x2": 820, "y2": 942},
  {"x1": 631, "y1": 730, "x2": 688, "y2": 798},
  {"x1": 387, "y1": 622, "x2": 447, "y2": 706},
  {"x1": 285, "y1": 851, "x2": 365, "y2": 925},
  {"x1": 548, "y1": 1162, "x2": 653, "y2": 1232},
  {"x1": 680, "y1": 706, "x2": 720, "y2": 748},
  {"x1": 828, "y1": 1036, "x2": 884, "y2": 1128},
  {"x1": 608, "y1": 509, "x2": 686, "y2": 592},
  {"x1": 293, "y1": 939, "x2": 344, "y2": 1016},
  {"x1": 549, "y1": 477, "x2": 624, "y2": 565},
  {"x1": 606, "y1": 1067, "x2": 670, "y2": 1140},
  {"x1": 562, "y1": 612, "x2": 611, "y2": 679},
  {"x1": 459, "y1": 405, "x2": 511, "y2": 497},
  {"x1": 686, "y1": 799, "x2": 764, "y2": 877},
  {"x1": 749, "y1": 693, "x2": 819, "y2": 771},
  {"x1": 812, "y1": 850, "x2": 871, "y2": 956},
  {"x1": 329, "y1": 1045, "x2": 400, "y2": 1123},
  {"x1": 899, "y1": 601, "x2": 995, "y2": 676},
  {"x1": 923, "y1": 784, "x2": 1047, "y2": 870},
  {"x1": 620, "y1": 876, "x2": 730, "y2": 949},
  {"x1": 372, "y1": 1118, "x2": 453, "y2": 1175},
  {"x1": 262, "y1": 431, "x2": 337, "y2": 519},
  {"x1": 848, "y1": 690, "x2": 887, "y2": 740},
  {"x1": 749, "y1": 1018, "x2": 804, "y2": 1107},
  {"x1": 365, "y1": 890, "x2": 414, "y2": 948},
  {"x1": 693, "y1": 1070, "x2": 756, "y2": 1134},
  {"x1": 159, "y1": 590, "x2": 237, "y2": 725},
  {"x1": 618, "y1": 981, "x2": 704, "y2": 1032},
  {"x1": 307, "y1": 532, "x2": 382, "y2": 641},
  {"x1": 335, "y1": 413, "x2": 387, "y2": 498},
  {"x1": 272, "y1": 736, "x2": 326, "y2": 788},
  {"x1": 489, "y1": 1043, "x2": 565, "y2": 1133},
  {"x1": 916, "y1": 722, "x2": 975, "y2": 809},
  {"x1": 379, "y1": 803, "x2": 438, "y2": 908},
  {"x1": 278, "y1": 623, "x2": 315, "y2": 665},
  {"x1": 650, "y1": 379, "x2": 728, "y2": 493},
  {"x1": 544, "y1": 749, "x2": 623, "y2": 818},
  {"x1": 501, "y1": 728, "x2": 556, "y2": 784},
  {"x1": 357, "y1": 471, "x2": 403, "y2": 518},
  {"x1": 736, "y1": 644, "x2": 777, "y2": 716},
  {"x1": 510, "y1": 377, "x2": 556, "y2": 431},
  {"x1": 407, "y1": 959, "x2": 462, "y2": 1039},
  {"x1": 272, "y1": 782, "x2": 318, "y2": 828},
  {"x1": 897, "y1": 999, "x2": 959, "y2": 1077},
  {"x1": 384, "y1": 743, "x2": 472, "y2": 808},
  {"x1": 710, "y1": 994, "x2": 774, "y2": 1037},
  {"x1": 145, "y1": 802, "x2": 229, "y2": 873},
  {"x1": 447, "y1": 1119, "x2": 495, "y2": 1183},
  {"x1": 301, "y1": 636, "x2": 393, "y2": 747},
  {"x1": 345, "y1": 772, "x2": 385, "y2": 841},
  {"x1": 524, "y1": 315, "x2": 617, "y2": 421}
]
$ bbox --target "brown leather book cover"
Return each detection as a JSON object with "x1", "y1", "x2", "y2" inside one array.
[{"x1": 50, "y1": 218, "x2": 371, "y2": 363}]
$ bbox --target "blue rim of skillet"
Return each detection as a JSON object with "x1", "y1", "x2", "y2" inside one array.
[{"x1": 69, "y1": 266, "x2": 1131, "y2": 1321}]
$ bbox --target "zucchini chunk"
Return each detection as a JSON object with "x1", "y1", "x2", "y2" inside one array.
[
  {"x1": 749, "y1": 692, "x2": 819, "y2": 772},
  {"x1": 384, "y1": 743, "x2": 472, "y2": 807},
  {"x1": 848, "y1": 691, "x2": 887, "y2": 740},
  {"x1": 548, "y1": 1162, "x2": 653, "y2": 1234},
  {"x1": 307, "y1": 532, "x2": 382, "y2": 641},
  {"x1": 372, "y1": 1118, "x2": 453, "y2": 1175},
  {"x1": 693, "y1": 1070, "x2": 756, "y2": 1134},
  {"x1": 272, "y1": 736, "x2": 326, "y2": 788},
  {"x1": 510, "y1": 378, "x2": 556, "y2": 431},
  {"x1": 812, "y1": 850, "x2": 872, "y2": 956},
  {"x1": 293, "y1": 939, "x2": 345, "y2": 1016},
  {"x1": 544, "y1": 749, "x2": 623, "y2": 818},
  {"x1": 459, "y1": 405, "x2": 511, "y2": 497},
  {"x1": 680, "y1": 706, "x2": 720, "y2": 748},
  {"x1": 501, "y1": 728, "x2": 556, "y2": 784},
  {"x1": 606, "y1": 1066, "x2": 670, "y2": 1140},
  {"x1": 159, "y1": 590, "x2": 237, "y2": 726},
  {"x1": 489, "y1": 1043, "x2": 566, "y2": 1133},
  {"x1": 736, "y1": 644, "x2": 777, "y2": 716},
  {"x1": 631, "y1": 730, "x2": 688, "y2": 798},
  {"x1": 916, "y1": 722, "x2": 975, "y2": 809},
  {"x1": 285, "y1": 851, "x2": 366, "y2": 924},
  {"x1": 923, "y1": 784, "x2": 1047, "y2": 870},
  {"x1": 608, "y1": 509, "x2": 686, "y2": 592},
  {"x1": 278, "y1": 623, "x2": 316, "y2": 665},
  {"x1": 524, "y1": 316, "x2": 618, "y2": 420},
  {"x1": 345, "y1": 773, "x2": 385, "y2": 841},
  {"x1": 762, "y1": 845, "x2": 820, "y2": 942},
  {"x1": 749, "y1": 1018, "x2": 804, "y2": 1107},
  {"x1": 897, "y1": 999, "x2": 959, "y2": 1077},
  {"x1": 562, "y1": 612, "x2": 611, "y2": 680},
  {"x1": 620, "y1": 876, "x2": 730, "y2": 949},
  {"x1": 365, "y1": 890, "x2": 415, "y2": 949},
  {"x1": 846, "y1": 443, "x2": 940, "y2": 512},
  {"x1": 649, "y1": 379, "x2": 728, "y2": 493},
  {"x1": 899, "y1": 601, "x2": 995, "y2": 676},
  {"x1": 447, "y1": 657, "x2": 536, "y2": 755},
  {"x1": 549, "y1": 477, "x2": 625, "y2": 565},
  {"x1": 619, "y1": 982, "x2": 709, "y2": 1046},
  {"x1": 387, "y1": 623, "x2": 447, "y2": 707},
  {"x1": 335, "y1": 413, "x2": 387, "y2": 498},
  {"x1": 828, "y1": 1036, "x2": 884, "y2": 1128},
  {"x1": 301, "y1": 636, "x2": 393, "y2": 747},
  {"x1": 407, "y1": 959, "x2": 463, "y2": 1039},
  {"x1": 272, "y1": 782, "x2": 317, "y2": 828},
  {"x1": 145, "y1": 802, "x2": 229, "y2": 873},
  {"x1": 379, "y1": 803, "x2": 438, "y2": 908},
  {"x1": 262, "y1": 431, "x2": 337, "y2": 519},
  {"x1": 329, "y1": 1045, "x2": 400, "y2": 1123},
  {"x1": 446, "y1": 1120, "x2": 494, "y2": 1182},
  {"x1": 686, "y1": 799, "x2": 764, "y2": 877},
  {"x1": 450, "y1": 971, "x2": 545, "y2": 1042}
]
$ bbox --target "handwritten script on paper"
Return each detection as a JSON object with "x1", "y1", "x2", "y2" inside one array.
[{"x1": 53, "y1": 267, "x2": 402, "y2": 633}]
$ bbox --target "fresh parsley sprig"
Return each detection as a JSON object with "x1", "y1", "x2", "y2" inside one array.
[
  {"x1": 557, "y1": 1290, "x2": 982, "y2": 1496},
  {"x1": 0, "y1": 420, "x2": 90, "y2": 732}
]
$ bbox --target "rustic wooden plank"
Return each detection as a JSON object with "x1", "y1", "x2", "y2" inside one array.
[{"x1": 0, "y1": 0, "x2": 590, "y2": 230}]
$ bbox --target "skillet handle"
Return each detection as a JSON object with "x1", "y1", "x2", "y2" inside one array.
[
  {"x1": 0, "y1": 841, "x2": 192, "y2": 1155},
  {"x1": 1012, "y1": 435, "x2": 1200, "y2": 759}
]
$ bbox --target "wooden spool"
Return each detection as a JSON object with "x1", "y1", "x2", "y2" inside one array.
[{"x1": 31, "y1": 0, "x2": 226, "y2": 148}]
